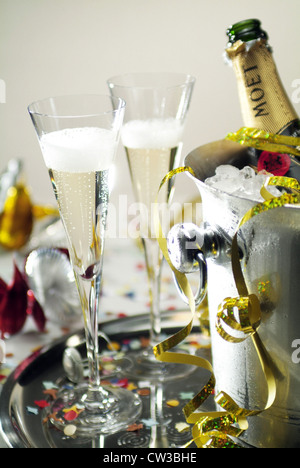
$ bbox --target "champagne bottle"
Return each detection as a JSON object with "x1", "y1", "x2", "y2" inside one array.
[{"x1": 226, "y1": 19, "x2": 300, "y2": 181}]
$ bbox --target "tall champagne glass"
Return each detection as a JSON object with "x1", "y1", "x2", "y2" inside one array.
[
  {"x1": 28, "y1": 95, "x2": 141, "y2": 436},
  {"x1": 108, "y1": 73, "x2": 195, "y2": 381}
]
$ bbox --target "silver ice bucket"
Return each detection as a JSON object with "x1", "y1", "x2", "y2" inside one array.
[{"x1": 167, "y1": 143, "x2": 300, "y2": 448}]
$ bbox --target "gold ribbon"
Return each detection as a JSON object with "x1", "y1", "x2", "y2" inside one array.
[
  {"x1": 225, "y1": 127, "x2": 300, "y2": 158},
  {"x1": 153, "y1": 166, "x2": 300, "y2": 448}
]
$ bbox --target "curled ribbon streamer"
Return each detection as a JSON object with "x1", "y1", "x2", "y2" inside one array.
[
  {"x1": 225, "y1": 127, "x2": 300, "y2": 158},
  {"x1": 153, "y1": 167, "x2": 300, "y2": 448}
]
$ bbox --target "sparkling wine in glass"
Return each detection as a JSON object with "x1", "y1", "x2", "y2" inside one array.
[
  {"x1": 108, "y1": 73, "x2": 195, "y2": 381},
  {"x1": 28, "y1": 95, "x2": 141, "y2": 436}
]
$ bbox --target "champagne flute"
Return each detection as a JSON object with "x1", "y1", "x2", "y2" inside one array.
[
  {"x1": 28, "y1": 95, "x2": 141, "y2": 436},
  {"x1": 108, "y1": 73, "x2": 195, "y2": 381}
]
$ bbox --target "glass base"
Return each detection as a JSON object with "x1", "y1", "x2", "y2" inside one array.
[
  {"x1": 47, "y1": 382, "x2": 142, "y2": 436},
  {"x1": 121, "y1": 345, "x2": 195, "y2": 382}
]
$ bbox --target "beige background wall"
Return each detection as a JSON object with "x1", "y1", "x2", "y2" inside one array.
[{"x1": 0, "y1": 0, "x2": 300, "y2": 210}]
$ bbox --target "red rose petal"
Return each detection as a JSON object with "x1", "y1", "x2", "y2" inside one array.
[
  {"x1": 0, "y1": 263, "x2": 27, "y2": 336},
  {"x1": 0, "y1": 262, "x2": 47, "y2": 337},
  {"x1": 27, "y1": 289, "x2": 46, "y2": 332},
  {"x1": 258, "y1": 151, "x2": 291, "y2": 176}
]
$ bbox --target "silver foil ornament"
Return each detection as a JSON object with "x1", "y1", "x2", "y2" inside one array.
[{"x1": 25, "y1": 248, "x2": 81, "y2": 325}]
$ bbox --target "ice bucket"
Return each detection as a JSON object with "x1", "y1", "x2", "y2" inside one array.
[{"x1": 167, "y1": 143, "x2": 300, "y2": 448}]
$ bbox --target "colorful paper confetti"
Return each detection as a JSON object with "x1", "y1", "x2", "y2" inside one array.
[
  {"x1": 34, "y1": 400, "x2": 50, "y2": 409},
  {"x1": 26, "y1": 406, "x2": 39, "y2": 415},
  {"x1": 64, "y1": 424, "x2": 77, "y2": 436},
  {"x1": 141, "y1": 418, "x2": 158, "y2": 428},
  {"x1": 127, "y1": 423, "x2": 143, "y2": 432},
  {"x1": 166, "y1": 399, "x2": 180, "y2": 408},
  {"x1": 175, "y1": 422, "x2": 190, "y2": 433},
  {"x1": 42, "y1": 381, "x2": 59, "y2": 390}
]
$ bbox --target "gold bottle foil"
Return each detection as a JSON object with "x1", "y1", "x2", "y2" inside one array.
[{"x1": 226, "y1": 39, "x2": 298, "y2": 134}]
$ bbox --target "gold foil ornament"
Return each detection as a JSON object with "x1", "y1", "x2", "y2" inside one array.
[
  {"x1": 0, "y1": 184, "x2": 33, "y2": 250},
  {"x1": 0, "y1": 183, "x2": 58, "y2": 250}
]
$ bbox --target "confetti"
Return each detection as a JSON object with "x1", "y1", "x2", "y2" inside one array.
[
  {"x1": 63, "y1": 405, "x2": 83, "y2": 414},
  {"x1": 64, "y1": 424, "x2": 77, "y2": 436},
  {"x1": 124, "y1": 291, "x2": 135, "y2": 299},
  {"x1": 189, "y1": 340, "x2": 201, "y2": 348},
  {"x1": 140, "y1": 337, "x2": 150, "y2": 348},
  {"x1": 179, "y1": 392, "x2": 195, "y2": 400},
  {"x1": 141, "y1": 418, "x2": 158, "y2": 427},
  {"x1": 127, "y1": 423, "x2": 143, "y2": 432},
  {"x1": 129, "y1": 339, "x2": 141, "y2": 350},
  {"x1": 127, "y1": 383, "x2": 138, "y2": 391},
  {"x1": 42, "y1": 381, "x2": 59, "y2": 390},
  {"x1": 102, "y1": 363, "x2": 116, "y2": 372},
  {"x1": 34, "y1": 400, "x2": 50, "y2": 409},
  {"x1": 166, "y1": 399, "x2": 180, "y2": 408},
  {"x1": 102, "y1": 355, "x2": 114, "y2": 362},
  {"x1": 43, "y1": 412, "x2": 64, "y2": 424},
  {"x1": 101, "y1": 380, "x2": 111, "y2": 386},
  {"x1": 63, "y1": 405, "x2": 84, "y2": 421},
  {"x1": 122, "y1": 339, "x2": 131, "y2": 345},
  {"x1": 63, "y1": 410, "x2": 79, "y2": 421},
  {"x1": 107, "y1": 341, "x2": 121, "y2": 351},
  {"x1": 117, "y1": 313, "x2": 128, "y2": 319},
  {"x1": 43, "y1": 388, "x2": 58, "y2": 399},
  {"x1": 137, "y1": 388, "x2": 150, "y2": 396},
  {"x1": 26, "y1": 406, "x2": 39, "y2": 415},
  {"x1": 175, "y1": 422, "x2": 190, "y2": 433},
  {"x1": 115, "y1": 378, "x2": 129, "y2": 388},
  {"x1": 0, "y1": 367, "x2": 12, "y2": 381}
]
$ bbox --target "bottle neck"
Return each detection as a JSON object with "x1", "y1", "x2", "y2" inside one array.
[{"x1": 226, "y1": 39, "x2": 298, "y2": 134}]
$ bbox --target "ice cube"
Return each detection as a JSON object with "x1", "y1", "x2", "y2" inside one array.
[
  {"x1": 235, "y1": 174, "x2": 265, "y2": 200},
  {"x1": 215, "y1": 165, "x2": 240, "y2": 178},
  {"x1": 240, "y1": 166, "x2": 256, "y2": 179},
  {"x1": 213, "y1": 178, "x2": 243, "y2": 194},
  {"x1": 205, "y1": 175, "x2": 221, "y2": 186},
  {"x1": 205, "y1": 164, "x2": 283, "y2": 201}
]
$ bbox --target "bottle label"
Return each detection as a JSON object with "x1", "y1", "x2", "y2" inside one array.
[
  {"x1": 257, "y1": 151, "x2": 291, "y2": 176},
  {"x1": 226, "y1": 40, "x2": 298, "y2": 134}
]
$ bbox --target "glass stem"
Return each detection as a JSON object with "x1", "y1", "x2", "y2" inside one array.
[
  {"x1": 74, "y1": 271, "x2": 102, "y2": 389},
  {"x1": 142, "y1": 237, "x2": 163, "y2": 347}
]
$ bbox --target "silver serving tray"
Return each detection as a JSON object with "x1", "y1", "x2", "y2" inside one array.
[{"x1": 0, "y1": 311, "x2": 212, "y2": 448}]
